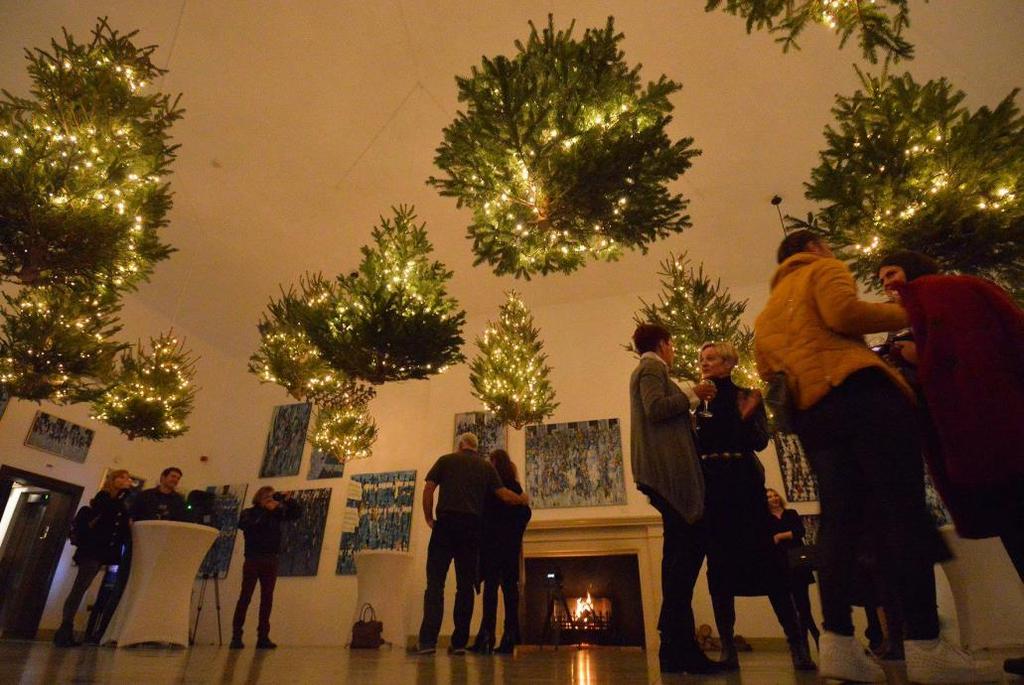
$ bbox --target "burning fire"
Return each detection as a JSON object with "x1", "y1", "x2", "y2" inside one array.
[{"x1": 573, "y1": 592, "x2": 597, "y2": 623}]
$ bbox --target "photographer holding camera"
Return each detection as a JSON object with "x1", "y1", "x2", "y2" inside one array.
[{"x1": 230, "y1": 486, "x2": 301, "y2": 649}]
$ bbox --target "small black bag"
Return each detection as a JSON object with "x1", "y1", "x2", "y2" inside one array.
[
  {"x1": 350, "y1": 603, "x2": 384, "y2": 649},
  {"x1": 69, "y1": 505, "x2": 94, "y2": 547},
  {"x1": 787, "y1": 544, "x2": 817, "y2": 572}
]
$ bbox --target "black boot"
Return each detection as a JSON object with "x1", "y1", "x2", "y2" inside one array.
[
  {"x1": 53, "y1": 623, "x2": 79, "y2": 648},
  {"x1": 229, "y1": 633, "x2": 244, "y2": 649},
  {"x1": 468, "y1": 631, "x2": 494, "y2": 655},
  {"x1": 718, "y1": 634, "x2": 740, "y2": 671},
  {"x1": 788, "y1": 635, "x2": 817, "y2": 671},
  {"x1": 661, "y1": 639, "x2": 730, "y2": 674},
  {"x1": 255, "y1": 635, "x2": 277, "y2": 649},
  {"x1": 1005, "y1": 657, "x2": 1024, "y2": 675}
]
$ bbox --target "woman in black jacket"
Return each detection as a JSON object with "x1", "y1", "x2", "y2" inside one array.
[
  {"x1": 694, "y1": 342, "x2": 814, "y2": 671},
  {"x1": 766, "y1": 488, "x2": 820, "y2": 649},
  {"x1": 54, "y1": 469, "x2": 133, "y2": 647},
  {"x1": 469, "y1": 449, "x2": 531, "y2": 654}
]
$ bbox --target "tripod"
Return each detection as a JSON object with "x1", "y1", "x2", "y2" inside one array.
[
  {"x1": 190, "y1": 573, "x2": 223, "y2": 646},
  {"x1": 540, "y1": 583, "x2": 575, "y2": 650}
]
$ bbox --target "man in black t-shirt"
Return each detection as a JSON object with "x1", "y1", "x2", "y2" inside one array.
[
  {"x1": 130, "y1": 467, "x2": 188, "y2": 522},
  {"x1": 415, "y1": 433, "x2": 528, "y2": 655}
]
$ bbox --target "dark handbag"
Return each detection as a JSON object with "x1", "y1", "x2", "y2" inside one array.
[
  {"x1": 350, "y1": 603, "x2": 384, "y2": 649},
  {"x1": 787, "y1": 545, "x2": 817, "y2": 572},
  {"x1": 765, "y1": 372, "x2": 796, "y2": 433}
]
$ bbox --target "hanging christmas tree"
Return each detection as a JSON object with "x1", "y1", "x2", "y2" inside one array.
[
  {"x1": 705, "y1": 0, "x2": 914, "y2": 64},
  {"x1": 302, "y1": 206, "x2": 466, "y2": 384},
  {"x1": 0, "y1": 19, "x2": 195, "y2": 437},
  {"x1": 249, "y1": 274, "x2": 340, "y2": 399},
  {"x1": 250, "y1": 274, "x2": 379, "y2": 460},
  {"x1": 91, "y1": 333, "x2": 196, "y2": 440},
  {"x1": 0, "y1": 17, "x2": 181, "y2": 292},
  {"x1": 793, "y1": 69, "x2": 1024, "y2": 300},
  {"x1": 632, "y1": 253, "x2": 759, "y2": 388},
  {"x1": 429, "y1": 16, "x2": 700, "y2": 278},
  {"x1": 311, "y1": 401, "x2": 377, "y2": 464},
  {"x1": 469, "y1": 291, "x2": 557, "y2": 429},
  {"x1": 0, "y1": 285, "x2": 124, "y2": 403}
]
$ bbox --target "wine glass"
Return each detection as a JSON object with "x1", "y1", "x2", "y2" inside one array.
[{"x1": 697, "y1": 378, "x2": 714, "y2": 418}]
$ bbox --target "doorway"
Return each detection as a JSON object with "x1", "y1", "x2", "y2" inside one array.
[{"x1": 0, "y1": 466, "x2": 83, "y2": 639}]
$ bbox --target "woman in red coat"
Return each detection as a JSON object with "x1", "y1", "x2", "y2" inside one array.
[{"x1": 878, "y1": 251, "x2": 1024, "y2": 582}]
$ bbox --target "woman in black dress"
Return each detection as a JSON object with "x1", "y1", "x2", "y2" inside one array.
[
  {"x1": 694, "y1": 342, "x2": 814, "y2": 671},
  {"x1": 54, "y1": 469, "x2": 133, "y2": 647},
  {"x1": 469, "y1": 449, "x2": 532, "y2": 654},
  {"x1": 766, "y1": 487, "x2": 820, "y2": 649}
]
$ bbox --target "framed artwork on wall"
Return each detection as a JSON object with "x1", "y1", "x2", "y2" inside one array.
[
  {"x1": 277, "y1": 487, "x2": 332, "y2": 577},
  {"x1": 773, "y1": 432, "x2": 819, "y2": 502},
  {"x1": 197, "y1": 483, "x2": 249, "y2": 579},
  {"x1": 800, "y1": 514, "x2": 821, "y2": 547},
  {"x1": 25, "y1": 411, "x2": 94, "y2": 463},
  {"x1": 258, "y1": 402, "x2": 312, "y2": 478},
  {"x1": 453, "y1": 411, "x2": 507, "y2": 456},
  {"x1": 307, "y1": 449, "x2": 345, "y2": 480},
  {"x1": 336, "y1": 470, "x2": 417, "y2": 575},
  {"x1": 525, "y1": 418, "x2": 626, "y2": 509}
]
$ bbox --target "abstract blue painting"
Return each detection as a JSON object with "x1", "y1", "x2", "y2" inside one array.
[
  {"x1": 278, "y1": 487, "x2": 332, "y2": 577},
  {"x1": 525, "y1": 418, "x2": 626, "y2": 509},
  {"x1": 259, "y1": 402, "x2": 311, "y2": 478},
  {"x1": 197, "y1": 483, "x2": 248, "y2": 579},
  {"x1": 336, "y1": 471, "x2": 416, "y2": 575}
]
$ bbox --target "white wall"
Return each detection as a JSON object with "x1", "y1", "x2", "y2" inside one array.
[{"x1": 2, "y1": 289, "x2": 1018, "y2": 647}]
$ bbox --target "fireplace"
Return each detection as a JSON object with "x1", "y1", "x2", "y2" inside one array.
[{"x1": 523, "y1": 554, "x2": 645, "y2": 647}]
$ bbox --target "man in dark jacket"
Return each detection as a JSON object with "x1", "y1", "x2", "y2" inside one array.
[
  {"x1": 414, "y1": 432, "x2": 529, "y2": 655},
  {"x1": 129, "y1": 467, "x2": 188, "y2": 521},
  {"x1": 230, "y1": 486, "x2": 301, "y2": 649}
]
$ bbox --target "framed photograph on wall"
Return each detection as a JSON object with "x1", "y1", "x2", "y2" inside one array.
[
  {"x1": 25, "y1": 411, "x2": 94, "y2": 463},
  {"x1": 453, "y1": 411, "x2": 506, "y2": 456}
]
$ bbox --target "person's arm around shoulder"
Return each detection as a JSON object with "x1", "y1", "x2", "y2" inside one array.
[
  {"x1": 487, "y1": 462, "x2": 528, "y2": 506},
  {"x1": 637, "y1": 362, "x2": 690, "y2": 423},
  {"x1": 813, "y1": 259, "x2": 908, "y2": 335}
]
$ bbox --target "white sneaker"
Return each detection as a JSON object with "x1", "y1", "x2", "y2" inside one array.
[
  {"x1": 905, "y1": 639, "x2": 1000, "y2": 683},
  {"x1": 818, "y1": 631, "x2": 886, "y2": 682}
]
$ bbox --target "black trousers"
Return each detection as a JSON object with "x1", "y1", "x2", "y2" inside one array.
[
  {"x1": 646, "y1": 489, "x2": 705, "y2": 650},
  {"x1": 232, "y1": 555, "x2": 279, "y2": 638},
  {"x1": 795, "y1": 370, "x2": 945, "y2": 640},
  {"x1": 712, "y1": 589, "x2": 802, "y2": 643},
  {"x1": 418, "y1": 513, "x2": 481, "y2": 649},
  {"x1": 476, "y1": 554, "x2": 521, "y2": 645}
]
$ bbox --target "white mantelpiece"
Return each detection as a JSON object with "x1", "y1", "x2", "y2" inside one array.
[{"x1": 522, "y1": 516, "x2": 664, "y2": 652}]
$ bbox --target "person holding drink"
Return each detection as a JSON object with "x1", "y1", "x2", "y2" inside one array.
[{"x1": 693, "y1": 342, "x2": 814, "y2": 672}]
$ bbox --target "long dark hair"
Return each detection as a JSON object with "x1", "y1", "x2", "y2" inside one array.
[{"x1": 488, "y1": 449, "x2": 518, "y2": 486}]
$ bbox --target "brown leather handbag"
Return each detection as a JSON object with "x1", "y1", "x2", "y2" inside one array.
[{"x1": 350, "y1": 603, "x2": 384, "y2": 649}]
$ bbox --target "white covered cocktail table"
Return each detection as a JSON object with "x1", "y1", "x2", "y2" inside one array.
[{"x1": 102, "y1": 520, "x2": 216, "y2": 647}]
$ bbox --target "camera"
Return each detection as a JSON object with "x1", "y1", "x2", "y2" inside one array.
[
  {"x1": 272, "y1": 492, "x2": 286, "y2": 502},
  {"x1": 544, "y1": 567, "x2": 563, "y2": 589}
]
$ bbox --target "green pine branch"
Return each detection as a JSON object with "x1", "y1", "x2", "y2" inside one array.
[
  {"x1": 801, "y1": 69, "x2": 1024, "y2": 300},
  {"x1": 706, "y1": 0, "x2": 916, "y2": 65},
  {"x1": 429, "y1": 15, "x2": 699, "y2": 278}
]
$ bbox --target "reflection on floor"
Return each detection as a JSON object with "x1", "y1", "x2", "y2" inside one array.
[{"x1": 0, "y1": 641, "x2": 1018, "y2": 684}]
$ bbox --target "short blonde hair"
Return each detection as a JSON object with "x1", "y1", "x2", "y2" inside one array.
[{"x1": 700, "y1": 341, "x2": 739, "y2": 367}]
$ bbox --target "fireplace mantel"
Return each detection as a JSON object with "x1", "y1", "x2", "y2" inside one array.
[{"x1": 522, "y1": 515, "x2": 664, "y2": 651}]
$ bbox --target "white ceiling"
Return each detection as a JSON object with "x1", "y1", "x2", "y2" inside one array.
[{"x1": 3, "y1": 1, "x2": 1023, "y2": 359}]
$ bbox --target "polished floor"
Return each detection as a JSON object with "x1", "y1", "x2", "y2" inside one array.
[{"x1": 0, "y1": 641, "x2": 1019, "y2": 684}]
